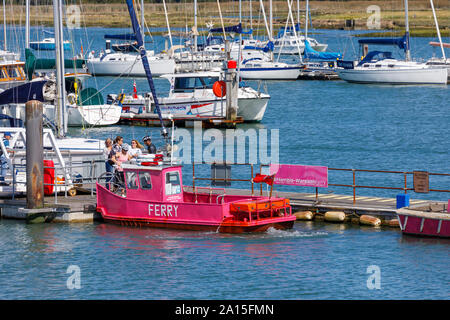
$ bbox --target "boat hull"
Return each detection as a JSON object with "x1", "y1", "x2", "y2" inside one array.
[
  {"x1": 336, "y1": 67, "x2": 448, "y2": 84},
  {"x1": 96, "y1": 184, "x2": 296, "y2": 234},
  {"x1": 101, "y1": 215, "x2": 295, "y2": 233},
  {"x1": 116, "y1": 94, "x2": 269, "y2": 122},
  {"x1": 67, "y1": 104, "x2": 122, "y2": 126},
  {"x1": 86, "y1": 57, "x2": 176, "y2": 77},
  {"x1": 397, "y1": 210, "x2": 450, "y2": 238},
  {"x1": 29, "y1": 42, "x2": 71, "y2": 51},
  {"x1": 240, "y1": 67, "x2": 301, "y2": 80}
]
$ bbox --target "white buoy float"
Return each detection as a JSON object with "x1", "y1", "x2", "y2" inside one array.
[
  {"x1": 294, "y1": 211, "x2": 314, "y2": 220},
  {"x1": 324, "y1": 211, "x2": 346, "y2": 222},
  {"x1": 360, "y1": 215, "x2": 381, "y2": 227}
]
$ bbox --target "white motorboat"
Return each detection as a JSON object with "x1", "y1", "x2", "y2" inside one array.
[
  {"x1": 109, "y1": 71, "x2": 270, "y2": 122},
  {"x1": 239, "y1": 59, "x2": 302, "y2": 80},
  {"x1": 86, "y1": 51, "x2": 176, "y2": 77}
]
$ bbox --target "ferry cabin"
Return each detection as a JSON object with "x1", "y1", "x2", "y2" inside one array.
[{"x1": 0, "y1": 62, "x2": 27, "y2": 91}]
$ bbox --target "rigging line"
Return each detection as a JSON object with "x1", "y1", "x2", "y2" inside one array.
[{"x1": 81, "y1": 53, "x2": 141, "y2": 103}]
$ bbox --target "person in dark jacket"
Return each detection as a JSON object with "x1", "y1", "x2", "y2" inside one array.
[{"x1": 142, "y1": 136, "x2": 157, "y2": 154}]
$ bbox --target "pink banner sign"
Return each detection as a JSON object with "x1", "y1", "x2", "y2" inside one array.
[{"x1": 269, "y1": 164, "x2": 328, "y2": 188}]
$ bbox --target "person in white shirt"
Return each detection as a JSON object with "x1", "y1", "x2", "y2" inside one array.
[{"x1": 128, "y1": 139, "x2": 143, "y2": 160}]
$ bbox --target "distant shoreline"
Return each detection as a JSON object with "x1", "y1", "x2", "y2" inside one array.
[{"x1": 1, "y1": 1, "x2": 448, "y2": 38}]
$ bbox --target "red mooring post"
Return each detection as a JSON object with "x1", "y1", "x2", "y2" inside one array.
[{"x1": 26, "y1": 100, "x2": 44, "y2": 209}]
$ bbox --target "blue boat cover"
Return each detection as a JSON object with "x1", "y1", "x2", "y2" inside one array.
[
  {"x1": 304, "y1": 40, "x2": 342, "y2": 60},
  {"x1": 358, "y1": 34, "x2": 408, "y2": 50},
  {"x1": 0, "y1": 80, "x2": 47, "y2": 105},
  {"x1": 209, "y1": 23, "x2": 252, "y2": 35},
  {"x1": 243, "y1": 41, "x2": 274, "y2": 53},
  {"x1": 104, "y1": 33, "x2": 137, "y2": 41},
  {"x1": 356, "y1": 51, "x2": 393, "y2": 66}
]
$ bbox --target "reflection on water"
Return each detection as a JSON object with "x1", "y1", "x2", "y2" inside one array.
[{"x1": 0, "y1": 219, "x2": 448, "y2": 299}]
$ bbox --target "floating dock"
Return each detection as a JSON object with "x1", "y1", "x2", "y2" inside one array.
[
  {"x1": 1, "y1": 188, "x2": 446, "y2": 228},
  {"x1": 119, "y1": 113, "x2": 244, "y2": 128}
]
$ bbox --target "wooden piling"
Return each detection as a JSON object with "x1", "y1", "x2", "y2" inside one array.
[{"x1": 25, "y1": 100, "x2": 44, "y2": 209}]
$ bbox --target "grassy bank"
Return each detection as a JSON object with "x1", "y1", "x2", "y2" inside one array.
[{"x1": 2, "y1": 1, "x2": 449, "y2": 37}]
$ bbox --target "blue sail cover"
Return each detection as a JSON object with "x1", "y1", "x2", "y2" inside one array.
[
  {"x1": 243, "y1": 41, "x2": 274, "y2": 52},
  {"x1": 356, "y1": 51, "x2": 393, "y2": 66},
  {"x1": 104, "y1": 33, "x2": 137, "y2": 41},
  {"x1": 304, "y1": 40, "x2": 342, "y2": 60},
  {"x1": 358, "y1": 34, "x2": 408, "y2": 50},
  {"x1": 209, "y1": 23, "x2": 252, "y2": 35}
]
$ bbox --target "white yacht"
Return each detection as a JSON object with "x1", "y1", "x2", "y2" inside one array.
[
  {"x1": 86, "y1": 51, "x2": 176, "y2": 77},
  {"x1": 108, "y1": 71, "x2": 270, "y2": 122},
  {"x1": 336, "y1": 0, "x2": 448, "y2": 85},
  {"x1": 239, "y1": 59, "x2": 302, "y2": 80},
  {"x1": 337, "y1": 51, "x2": 448, "y2": 84}
]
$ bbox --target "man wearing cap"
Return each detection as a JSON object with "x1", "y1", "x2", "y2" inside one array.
[
  {"x1": 142, "y1": 136, "x2": 157, "y2": 154},
  {"x1": 0, "y1": 132, "x2": 12, "y2": 184}
]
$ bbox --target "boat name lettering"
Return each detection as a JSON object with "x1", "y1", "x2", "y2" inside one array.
[{"x1": 148, "y1": 204, "x2": 178, "y2": 217}]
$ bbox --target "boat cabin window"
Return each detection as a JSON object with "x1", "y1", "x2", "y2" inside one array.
[
  {"x1": 1, "y1": 67, "x2": 9, "y2": 79},
  {"x1": 174, "y1": 77, "x2": 219, "y2": 92},
  {"x1": 126, "y1": 171, "x2": 139, "y2": 189},
  {"x1": 165, "y1": 171, "x2": 181, "y2": 195},
  {"x1": 139, "y1": 171, "x2": 152, "y2": 190}
]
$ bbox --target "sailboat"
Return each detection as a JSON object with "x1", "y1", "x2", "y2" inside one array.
[
  {"x1": 425, "y1": 0, "x2": 450, "y2": 80},
  {"x1": 86, "y1": 0, "x2": 176, "y2": 77},
  {"x1": 336, "y1": 0, "x2": 448, "y2": 85},
  {"x1": 273, "y1": 0, "x2": 327, "y2": 55},
  {"x1": 239, "y1": 0, "x2": 303, "y2": 80}
]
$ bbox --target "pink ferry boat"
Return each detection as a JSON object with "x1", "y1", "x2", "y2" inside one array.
[
  {"x1": 397, "y1": 204, "x2": 450, "y2": 238},
  {"x1": 96, "y1": 158, "x2": 295, "y2": 233}
]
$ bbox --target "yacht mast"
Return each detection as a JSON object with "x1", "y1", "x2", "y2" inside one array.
[
  {"x1": 53, "y1": 0, "x2": 67, "y2": 137},
  {"x1": 404, "y1": 0, "x2": 411, "y2": 61},
  {"x1": 194, "y1": 0, "x2": 197, "y2": 52},
  {"x1": 125, "y1": 0, "x2": 168, "y2": 140},
  {"x1": 3, "y1": 0, "x2": 6, "y2": 50},
  {"x1": 25, "y1": 0, "x2": 30, "y2": 48},
  {"x1": 305, "y1": 0, "x2": 309, "y2": 39},
  {"x1": 429, "y1": 0, "x2": 446, "y2": 60},
  {"x1": 269, "y1": 0, "x2": 273, "y2": 41},
  {"x1": 140, "y1": 0, "x2": 145, "y2": 43}
]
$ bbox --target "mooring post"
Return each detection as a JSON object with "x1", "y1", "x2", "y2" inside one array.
[
  {"x1": 26, "y1": 100, "x2": 44, "y2": 209},
  {"x1": 225, "y1": 60, "x2": 238, "y2": 123}
]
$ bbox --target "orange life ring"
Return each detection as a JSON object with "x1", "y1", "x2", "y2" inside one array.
[{"x1": 212, "y1": 81, "x2": 226, "y2": 98}]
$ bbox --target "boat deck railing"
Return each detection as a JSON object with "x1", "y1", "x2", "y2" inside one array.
[
  {"x1": 7, "y1": 158, "x2": 106, "y2": 203},
  {"x1": 259, "y1": 164, "x2": 450, "y2": 204},
  {"x1": 192, "y1": 162, "x2": 450, "y2": 205}
]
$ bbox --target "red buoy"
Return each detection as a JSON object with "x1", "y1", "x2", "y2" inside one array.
[{"x1": 212, "y1": 80, "x2": 226, "y2": 97}]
